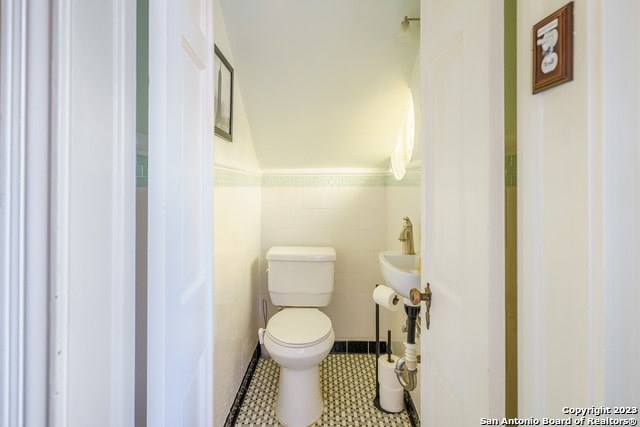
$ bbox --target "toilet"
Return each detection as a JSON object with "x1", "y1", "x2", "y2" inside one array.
[{"x1": 264, "y1": 246, "x2": 336, "y2": 427}]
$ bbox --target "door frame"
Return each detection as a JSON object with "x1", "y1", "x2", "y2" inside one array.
[
  {"x1": 48, "y1": 0, "x2": 137, "y2": 424},
  {"x1": 1, "y1": 0, "x2": 137, "y2": 424},
  {"x1": 1, "y1": 1, "x2": 53, "y2": 424}
]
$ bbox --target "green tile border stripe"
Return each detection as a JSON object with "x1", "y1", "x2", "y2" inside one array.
[
  {"x1": 215, "y1": 166, "x2": 421, "y2": 188},
  {"x1": 385, "y1": 170, "x2": 421, "y2": 187},
  {"x1": 262, "y1": 174, "x2": 387, "y2": 188},
  {"x1": 149, "y1": 163, "x2": 422, "y2": 189},
  {"x1": 215, "y1": 167, "x2": 261, "y2": 187},
  {"x1": 262, "y1": 170, "x2": 420, "y2": 188}
]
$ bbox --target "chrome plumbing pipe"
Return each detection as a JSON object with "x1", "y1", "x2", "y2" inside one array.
[
  {"x1": 395, "y1": 354, "x2": 418, "y2": 391},
  {"x1": 395, "y1": 341, "x2": 418, "y2": 391},
  {"x1": 395, "y1": 305, "x2": 420, "y2": 391}
]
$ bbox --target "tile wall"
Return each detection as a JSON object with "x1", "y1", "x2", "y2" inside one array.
[
  {"x1": 260, "y1": 175, "x2": 392, "y2": 340},
  {"x1": 260, "y1": 171, "x2": 421, "y2": 341},
  {"x1": 213, "y1": 166, "x2": 262, "y2": 427}
]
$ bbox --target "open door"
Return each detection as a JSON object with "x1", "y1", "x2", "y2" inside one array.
[
  {"x1": 420, "y1": 0, "x2": 505, "y2": 425},
  {"x1": 147, "y1": 0, "x2": 214, "y2": 425}
]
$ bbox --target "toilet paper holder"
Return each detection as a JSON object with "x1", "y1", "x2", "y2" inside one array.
[{"x1": 373, "y1": 284, "x2": 404, "y2": 413}]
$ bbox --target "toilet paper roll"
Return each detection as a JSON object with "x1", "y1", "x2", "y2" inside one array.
[
  {"x1": 378, "y1": 355, "x2": 404, "y2": 413},
  {"x1": 378, "y1": 355, "x2": 402, "y2": 388},
  {"x1": 380, "y1": 384, "x2": 405, "y2": 413},
  {"x1": 373, "y1": 285, "x2": 401, "y2": 311}
]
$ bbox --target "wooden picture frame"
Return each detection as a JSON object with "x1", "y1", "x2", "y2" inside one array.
[
  {"x1": 532, "y1": 2, "x2": 574, "y2": 94},
  {"x1": 214, "y1": 45, "x2": 233, "y2": 141}
]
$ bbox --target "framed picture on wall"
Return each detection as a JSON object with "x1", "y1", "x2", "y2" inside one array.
[{"x1": 214, "y1": 45, "x2": 233, "y2": 141}]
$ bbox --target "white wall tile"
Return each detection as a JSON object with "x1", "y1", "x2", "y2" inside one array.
[
  {"x1": 213, "y1": 183, "x2": 261, "y2": 426},
  {"x1": 262, "y1": 184, "x2": 388, "y2": 339},
  {"x1": 217, "y1": 178, "x2": 420, "y2": 353}
]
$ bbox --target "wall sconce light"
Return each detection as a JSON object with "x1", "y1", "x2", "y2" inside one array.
[{"x1": 397, "y1": 16, "x2": 420, "y2": 43}]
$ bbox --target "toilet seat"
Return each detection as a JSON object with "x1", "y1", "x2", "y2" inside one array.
[{"x1": 266, "y1": 308, "x2": 332, "y2": 348}]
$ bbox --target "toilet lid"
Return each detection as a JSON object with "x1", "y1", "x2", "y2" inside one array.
[{"x1": 266, "y1": 308, "x2": 332, "y2": 347}]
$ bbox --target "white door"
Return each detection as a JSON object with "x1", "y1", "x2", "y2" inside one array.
[
  {"x1": 147, "y1": 0, "x2": 214, "y2": 426},
  {"x1": 420, "y1": 0, "x2": 504, "y2": 425}
]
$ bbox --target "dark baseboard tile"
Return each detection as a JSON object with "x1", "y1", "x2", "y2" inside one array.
[
  {"x1": 368, "y1": 340, "x2": 387, "y2": 355},
  {"x1": 404, "y1": 390, "x2": 420, "y2": 427},
  {"x1": 331, "y1": 340, "x2": 388, "y2": 355},
  {"x1": 331, "y1": 340, "x2": 347, "y2": 353},
  {"x1": 347, "y1": 340, "x2": 369, "y2": 353},
  {"x1": 223, "y1": 345, "x2": 260, "y2": 427}
]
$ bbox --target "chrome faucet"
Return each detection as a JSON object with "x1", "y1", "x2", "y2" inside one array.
[{"x1": 398, "y1": 217, "x2": 415, "y2": 255}]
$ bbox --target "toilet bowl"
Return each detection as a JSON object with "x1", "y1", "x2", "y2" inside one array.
[
  {"x1": 264, "y1": 308, "x2": 334, "y2": 426},
  {"x1": 265, "y1": 246, "x2": 336, "y2": 426}
]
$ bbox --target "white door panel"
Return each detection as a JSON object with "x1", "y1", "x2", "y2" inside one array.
[
  {"x1": 148, "y1": 0, "x2": 213, "y2": 425},
  {"x1": 421, "y1": 0, "x2": 504, "y2": 425}
]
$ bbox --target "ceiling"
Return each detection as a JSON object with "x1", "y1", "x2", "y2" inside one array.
[{"x1": 219, "y1": 0, "x2": 420, "y2": 170}]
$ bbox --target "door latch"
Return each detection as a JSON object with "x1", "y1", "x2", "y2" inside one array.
[{"x1": 409, "y1": 283, "x2": 432, "y2": 329}]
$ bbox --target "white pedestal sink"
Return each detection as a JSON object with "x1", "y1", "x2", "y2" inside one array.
[{"x1": 378, "y1": 251, "x2": 420, "y2": 303}]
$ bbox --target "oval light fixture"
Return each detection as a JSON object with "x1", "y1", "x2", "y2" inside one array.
[{"x1": 391, "y1": 93, "x2": 416, "y2": 181}]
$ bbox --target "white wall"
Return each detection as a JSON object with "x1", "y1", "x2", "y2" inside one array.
[
  {"x1": 518, "y1": 0, "x2": 640, "y2": 416},
  {"x1": 519, "y1": 0, "x2": 593, "y2": 414},
  {"x1": 601, "y1": 1, "x2": 640, "y2": 405},
  {"x1": 213, "y1": 0, "x2": 260, "y2": 171},
  {"x1": 213, "y1": 172, "x2": 261, "y2": 426},
  {"x1": 213, "y1": 1, "x2": 262, "y2": 424}
]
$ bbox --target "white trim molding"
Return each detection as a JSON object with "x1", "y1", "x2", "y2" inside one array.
[
  {"x1": 110, "y1": 0, "x2": 137, "y2": 424},
  {"x1": 0, "y1": 1, "x2": 27, "y2": 425},
  {"x1": 1, "y1": 0, "x2": 53, "y2": 425},
  {"x1": 49, "y1": 0, "x2": 72, "y2": 424},
  {"x1": 48, "y1": 0, "x2": 137, "y2": 425}
]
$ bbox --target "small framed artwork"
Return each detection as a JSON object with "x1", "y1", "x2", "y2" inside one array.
[
  {"x1": 214, "y1": 45, "x2": 233, "y2": 141},
  {"x1": 532, "y1": 2, "x2": 574, "y2": 94}
]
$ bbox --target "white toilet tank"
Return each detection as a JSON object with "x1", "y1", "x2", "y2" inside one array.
[{"x1": 267, "y1": 246, "x2": 336, "y2": 307}]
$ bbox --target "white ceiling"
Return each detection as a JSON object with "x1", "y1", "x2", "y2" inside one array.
[{"x1": 219, "y1": 0, "x2": 420, "y2": 170}]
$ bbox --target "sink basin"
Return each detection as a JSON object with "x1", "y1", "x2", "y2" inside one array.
[{"x1": 378, "y1": 251, "x2": 420, "y2": 299}]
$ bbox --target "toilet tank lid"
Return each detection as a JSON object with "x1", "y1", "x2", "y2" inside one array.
[{"x1": 267, "y1": 246, "x2": 336, "y2": 261}]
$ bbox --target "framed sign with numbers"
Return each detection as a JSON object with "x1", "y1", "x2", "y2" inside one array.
[{"x1": 532, "y1": 2, "x2": 574, "y2": 94}]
